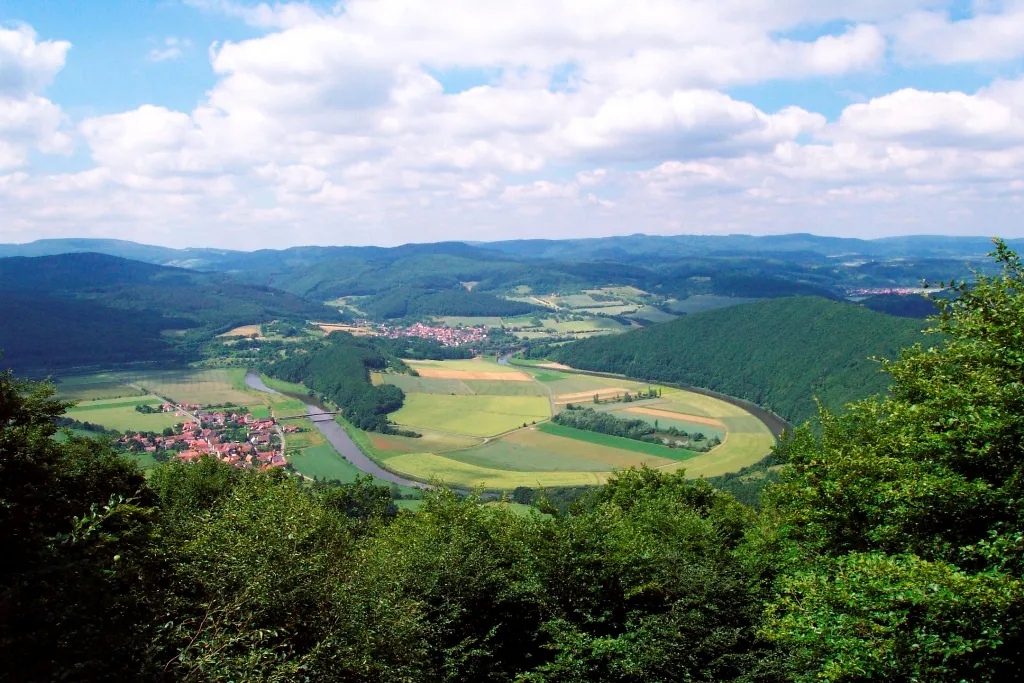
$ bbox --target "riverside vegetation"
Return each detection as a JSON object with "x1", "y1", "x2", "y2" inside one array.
[{"x1": 2, "y1": 242, "x2": 1024, "y2": 681}]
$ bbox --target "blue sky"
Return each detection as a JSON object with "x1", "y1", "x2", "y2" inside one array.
[{"x1": 1, "y1": 0, "x2": 1023, "y2": 248}]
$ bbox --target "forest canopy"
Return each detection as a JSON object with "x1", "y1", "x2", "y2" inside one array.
[{"x1": 2, "y1": 243, "x2": 1023, "y2": 682}]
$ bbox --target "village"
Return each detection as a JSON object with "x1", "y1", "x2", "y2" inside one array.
[
  {"x1": 377, "y1": 321, "x2": 488, "y2": 346},
  {"x1": 119, "y1": 402, "x2": 295, "y2": 470}
]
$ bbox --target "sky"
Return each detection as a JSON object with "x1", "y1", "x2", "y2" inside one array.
[{"x1": 1, "y1": 0, "x2": 1023, "y2": 248}]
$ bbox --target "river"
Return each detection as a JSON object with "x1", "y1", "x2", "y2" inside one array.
[{"x1": 244, "y1": 371, "x2": 430, "y2": 489}]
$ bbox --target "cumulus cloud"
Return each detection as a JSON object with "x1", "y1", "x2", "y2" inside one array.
[
  {"x1": 4, "y1": 1, "x2": 1024, "y2": 246},
  {"x1": 0, "y1": 25, "x2": 71, "y2": 170},
  {"x1": 891, "y1": 3, "x2": 1024, "y2": 64},
  {"x1": 147, "y1": 37, "x2": 192, "y2": 62}
]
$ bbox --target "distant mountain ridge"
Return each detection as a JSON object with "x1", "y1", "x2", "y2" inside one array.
[
  {"x1": 0, "y1": 252, "x2": 341, "y2": 373},
  {"x1": 1, "y1": 233, "x2": 1019, "y2": 269}
]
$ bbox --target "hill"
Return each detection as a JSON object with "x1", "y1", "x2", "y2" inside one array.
[
  {"x1": 0, "y1": 253, "x2": 340, "y2": 373},
  {"x1": 549, "y1": 297, "x2": 929, "y2": 424}
]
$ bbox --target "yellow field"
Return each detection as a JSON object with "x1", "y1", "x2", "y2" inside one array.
[
  {"x1": 623, "y1": 406, "x2": 726, "y2": 428},
  {"x1": 113, "y1": 369, "x2": 253, "y2": 405},
  {"x1": 316, "y1": 323, "x2": 377, "y2": 336},
  {"x1": 415, "y1": 367, "x2": 532, "y2": 381},
  {"x1": 390, "y1": 394, "x2": 550, "y2": 437},
  {"x1": 555, "y1": 387, "x2": 632, "y2": 403},
  {"x1": 219, "y1": 325, "x2": 261, "y2": 338},
  {"x1": 383, "y1": 453, "x2": 610, "y2": 488}
]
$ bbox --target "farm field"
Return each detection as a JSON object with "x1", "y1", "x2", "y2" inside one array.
[
  {"x1": 114, "y1": 369, "x2": 253, "y2": 405},
  {"x1": 391, "y1": 394, "x2": 550, "y2": 437},
  {"x1": 65, "y1": 395, "x2": 185, "y2": 433},
  {"x1": 219, "y1": 324, "x2": 261, "y2": 338},
  {"x1": 287, "y1": 443, "x2": 372, "y2": 483},
  {"x1": 369, "y1": 358, "x2": 778, "y2": 488},
  {"x1": 435, "y1": 316, "x2": 506, "y2": 327},
  {"x1": 360, "y1": 357, "x2": 775, "y2": 489},
  {"x1": 54, "y1": 373, "x2": 146, "y2": 401},
  {"x1": 537, "y1": 423, "x2": 697, "y2": 460}
]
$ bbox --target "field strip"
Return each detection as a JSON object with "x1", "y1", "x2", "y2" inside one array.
[
  {"x1": 624, "y1": 406, "x2": 727, "y2": 428},
  {"x1": 415, "y1": 368, "x2": 532, "y2": 381},
  {"x1": 555, "y1": 387, "x2": 631, "y2": 402},
  {"x1": 536, "y1": 362, "x2": 573, "y2": 370}
]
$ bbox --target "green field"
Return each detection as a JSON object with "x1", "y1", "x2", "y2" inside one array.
[
  {"x1": 66, "y1": 396, "x2": 185, "y2": 433},
  {"x1": 288, "y1": 443, "x2": 370, "y2": 482},
  {"x1": 370, "y1": 358, "x2": 776, "y2": 488},
  {"x1": 383, "y1": 452, "x2": 608, "y2": 488},
  {"x1": 435, "y1": 316, "x2": 506, "y2": 327},
  {"x1": 114, "y1": 369, "x2": 253, "y2": 405},
  {"x1": 376, "y1": 374, "x2": 474, "y2": 395},
  {"x1": 391, "y1": 394, "x2": 550, "y2": 437},
  {"x1": 537, "y1": 423, "x2": 698, "y2": 460},
  {"x1": 54, "y1": 374, "x2": 146, "y2": 401}
]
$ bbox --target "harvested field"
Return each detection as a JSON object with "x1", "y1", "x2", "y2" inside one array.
[
  {"x1": 460, "y1": 380, "x2": 549, "y2": 397},
  {"x1": 219, "y1": 324, "x2": 261, "y2": 338},
  {"x1": 535, "y1": 362, "x2": 573, "y2": 370},
  {"x1": 114, "y1": 369, "x2": 253, "y2": 405},
  {"x1": 316, "y1": 323, "x2": 377, "y2": 336},
  {"x1": 415, "y1": 368, "x2": 532, "y2": 381},
  {"x1": 624, "y1": 406, "x2": 726, "y2": 428},
  {"x1": 555, "y1": 387, "x2": 632, "y2": 403}
]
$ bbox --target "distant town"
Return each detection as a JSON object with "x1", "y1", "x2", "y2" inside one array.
[
  {"x1": 378, "y1": 321, "x2": 488, "y2": 346},
  {"x1": 120, "y1": 403, "x2": 294, "y2": 470}
]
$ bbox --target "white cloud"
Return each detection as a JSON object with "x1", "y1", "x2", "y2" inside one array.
[
  {"x1": 0, "y1": 26, "x2": 71, "y2": 170},
  {"x1": 5, "y1": 3, "x2": 1024, "y2": 246},
  {"x1": 891, "y1": 3, "x2": 1024, "y2": 63},
  {"x1": 148, "y1": 37, "x2": 192, "y2": 62}
]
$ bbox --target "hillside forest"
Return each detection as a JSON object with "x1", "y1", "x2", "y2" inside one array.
[{"x1": 2, "y1": 243, "x2": 1023, "y2": 681}]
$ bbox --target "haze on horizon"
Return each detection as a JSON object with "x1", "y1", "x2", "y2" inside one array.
[{"x1": 1, "y1": 0, "x2": 1023, "y2": 249}]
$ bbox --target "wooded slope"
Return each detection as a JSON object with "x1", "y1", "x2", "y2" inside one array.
[{"x1": 551, "y1": 296, "x2": 928, "y2": 424}]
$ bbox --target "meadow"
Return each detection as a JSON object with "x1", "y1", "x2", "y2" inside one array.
[
  {"x1": 65, "y1": 395, "x2": 184, "y2": 433},
  {"x1": 113, "y1": 369, "x2": 254, "y2": 405},
  {"x1": 390, "y1": 394, "x2": 550, "y2": 437},
  {"x1": 361, "y1": 357, "x2": 776, "y2": 489},
  {"x1": 54, "y1": 373, "x2": 146, "y2": 402}
]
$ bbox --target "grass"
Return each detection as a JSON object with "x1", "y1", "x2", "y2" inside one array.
[
  {"x1": 382, "y1": 453, "x2": 609, "y2": 489},
  {"x1": 284, "y1": 420, "x2": 326, "y2": 450},
  {"x1": 370, "y1": 429, "x2": 482, "y2": 456},
  {"x1": 114, "y1": 369, "x2": 254, "y2": 405},
  {"x1": 460, "y1": 380, "x2": 550, "y2": 397},
  {"x1": 54, "y1": 375, "x2": 146, "y2": 401},
  {"x1": 66, "y1": 394, "x2": 164, "y2": 410},
  {"x1": 65, "y1": 400, "x2": 185, "y2": 433},
  {"x1": 288, "y1": 443, "x2": 370, "y2": 483},
  {"x1": 405, "y1": 357, "x2": 520, "y2": 373},
  {"x1": 537, "y1": 423, "x2": 698, "y2": 460},
  {"x1": 377, "y1": 374, "x2": 474, "y2": 395},
  {"x1": 391, "y1": 394, "x2": 550, "y2": 437}
]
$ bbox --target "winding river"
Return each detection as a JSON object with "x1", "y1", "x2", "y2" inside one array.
[{"x1": 244, "y1": 371, "x2": 430, "y2": 489}]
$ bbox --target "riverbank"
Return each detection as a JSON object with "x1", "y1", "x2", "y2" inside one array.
[{"x1": 244, "y1": 371, "x2": 430, "y2": 490}]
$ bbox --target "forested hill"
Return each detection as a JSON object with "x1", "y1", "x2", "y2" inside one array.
[
  {"x1": 550, "y1": 297, "x2": 929, "y2": 424},
  {"x1": 0, "y1": 253, "x2": 340, "y2": 373}
]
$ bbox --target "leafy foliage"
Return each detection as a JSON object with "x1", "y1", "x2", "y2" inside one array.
[{"x1": 750, "y1": 240, "x2": 1024, "y2": 681}]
